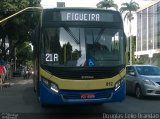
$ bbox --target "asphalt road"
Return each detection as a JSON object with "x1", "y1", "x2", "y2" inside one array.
[{"x1": 0, "y1": 79, "x2": 160, "y2": 119}]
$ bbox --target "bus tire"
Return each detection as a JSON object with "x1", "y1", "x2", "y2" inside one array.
[{"x1": 41, "y1": 104, "x2": 48, "y2": 108}]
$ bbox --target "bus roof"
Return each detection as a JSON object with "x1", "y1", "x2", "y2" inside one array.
[{"x1": 43, "y1": 7, "x2": 118, "y2": 12}]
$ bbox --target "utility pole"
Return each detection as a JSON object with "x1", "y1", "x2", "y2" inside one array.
[
  {"x1": 14, "y1": 48, "x2": 17, "y2": 71},
  {"x1": 0, "y1": 7, "x2": 42, "y2": 24}
]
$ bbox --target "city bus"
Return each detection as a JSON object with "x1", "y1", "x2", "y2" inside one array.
[{"x1": 32, "y1": 8, "x2": 126, "y2": 106}]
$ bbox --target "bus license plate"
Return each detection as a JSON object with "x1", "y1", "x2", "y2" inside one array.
[{"x1": 80, "y1": 94, "x2": 95, "y2": 99}]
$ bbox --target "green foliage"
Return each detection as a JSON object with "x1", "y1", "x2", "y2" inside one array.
[
  {"x1": 0, "y1": 0, "x2": 41, "y2": 62},
  {"x1": 127, "y1": 35, "x2": 140, "y2": 64},
  {"x1": 16, "y1": 42, "x2": 33, "y2": 64},
  {"x1": 120, "y1": 0, "x2": 139, "y2": 65},
  {"x1": 96, "y1": 0, "x2": 118, "y2": 10},
  {"x1": 120, "y1": 0, "x2": 139, "y2": 21},
  {"x1": 26, "y1": 60, "x2": 33, "y2": 69},
  {"x1": 134, "y1": 59, "x2": 144, "y2": 64}
]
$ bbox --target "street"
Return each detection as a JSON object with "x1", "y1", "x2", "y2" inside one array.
[{"x1": 0, "y1": 79, "x2": 160, "y2": 119}]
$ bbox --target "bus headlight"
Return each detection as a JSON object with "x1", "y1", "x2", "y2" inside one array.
[
  {"x1": 42, "y1": 78, "x2": 59, "y2": 93},
  {"x1": 115, "y1": 80, "x2": 121, "y2": 91},
  {"x1": 50, "y1": 83, "x2": 59, "y2": 93}
]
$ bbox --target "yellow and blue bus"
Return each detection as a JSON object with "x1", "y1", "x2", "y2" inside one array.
[{"x1": 32, "y1": 8, "x2": 126, "y2": 106}]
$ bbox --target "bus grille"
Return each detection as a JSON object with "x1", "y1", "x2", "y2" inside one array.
[{"x1": 41, "y1": 65, "x2": 125, "y2": 80}]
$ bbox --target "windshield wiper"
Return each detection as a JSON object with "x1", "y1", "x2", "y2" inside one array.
[
  {"x1": 95, "y1": 28, "x2": 105, "y2": 43},
  {"x1": 64, "y1": 27, "x2": 80, "y2": 44},
  {"x1": 43, "y1": 29, "x2": 50, "y2": 42},
  {"x1": 43, "y1": 30, "x2": 50, "y2": 52}
]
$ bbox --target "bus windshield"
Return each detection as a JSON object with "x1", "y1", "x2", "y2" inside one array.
[{"x1": 41, "y1": 27, "x2": 124, "y2": 67}]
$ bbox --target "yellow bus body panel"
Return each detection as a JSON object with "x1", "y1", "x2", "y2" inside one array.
[{"x1": 40, "y1": 68, "x2": 126, "y2": 90}]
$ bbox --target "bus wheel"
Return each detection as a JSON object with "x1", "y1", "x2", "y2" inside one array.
[
  {"x1": 41, "y1": 104, "x2": 48, "y2": 108},
  {"x1": 38, "y1": 96, "x2": 48, "y2": 108},
  {"x1": 40, "y1": 101, "x2": 49, "y2": 108}
]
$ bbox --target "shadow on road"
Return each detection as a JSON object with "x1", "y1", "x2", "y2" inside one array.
[
  {"x1": 142, "y1": 96, "x2": 160, "y2": 101},
  {"x1": 127, "y1": 93, "x2": 160, "y2": 101},
  {"x1": 22, "y1": 86, "x2": 110, "y2": 118}
]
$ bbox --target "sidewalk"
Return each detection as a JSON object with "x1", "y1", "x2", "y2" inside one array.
[
  {"x1": 1, "y1": 77, "x2": 31, "y2": 87},
  {"x1": 5, "y1": 77, "x2": 24, "y2": 83},
  {"x1": 0, "y1": 77, "x2": 18, "y2": 88}
]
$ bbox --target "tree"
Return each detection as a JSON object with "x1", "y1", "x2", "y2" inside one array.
[
  {"x1": 120, "y1": 0, "x2": 139, "y2": 65},
  {"x1": 16, "y1": 42, "x2": 33, "y2": 65},
  {"x1": 0, "y1": 0, "x2": 41, "y2": 61},
  {"x1": 96, "y1": 0, "x2": 118, "y2": 10}
]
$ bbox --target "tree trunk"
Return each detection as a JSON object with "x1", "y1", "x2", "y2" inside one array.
[{"x1": 129, "y1": 20, "x2": 132, "y2": 65}]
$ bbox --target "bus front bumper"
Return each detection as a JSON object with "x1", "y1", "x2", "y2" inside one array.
[{"x1": 39, "y1": 81, "x2": 126, "y2": 105}]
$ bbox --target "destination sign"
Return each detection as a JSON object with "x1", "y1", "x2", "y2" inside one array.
[
  {"x1": 42, "y1": 9, "x2": 122, "y2": 24},
  {"x1": 66, "y1": 12, "x2": 100, "y2": 21},
  {"x1": 61, "y1": 11, "x2": 119, "y2": 22}
]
